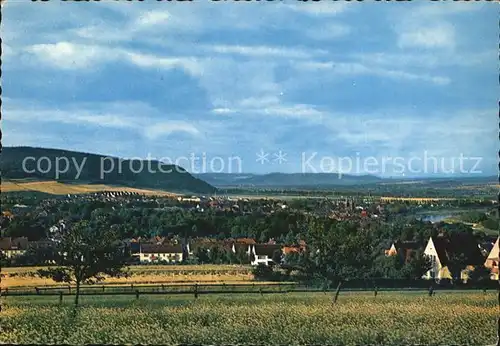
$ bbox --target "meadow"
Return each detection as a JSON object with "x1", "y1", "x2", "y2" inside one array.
[
  {"x1": 2, "y1": 180, "x2": 177, "y2": 196},
  {"x1": 2, "y1": 265, "x2": 255, "y2": 288},
  {"x1": 0, "y1": 292, "x2": 497, "y2": 345}
]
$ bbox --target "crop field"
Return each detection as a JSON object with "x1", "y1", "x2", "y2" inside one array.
[
  {"x1": 0, "y1": 292, "x2": 497, "y2": 345},
  {"x1": 2, "y1": 180, "x2": 177, "y2": 197},
  {"x1": 2, "y1": 265, "x2": 254, "y2": 288},
  {"x1": 380, "y1": 197, "x2": 458, "y2": 202}
]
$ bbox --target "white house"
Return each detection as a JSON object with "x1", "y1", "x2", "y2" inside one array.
[
  {"x1": 484, "y1": 237, "x2": 499, "y2": 280},
  {"x1": 422, "y1": 234, "x2": 484, "y2": 281},
  {"x1": 0, "y1": 237, "x2": 29, "y2": 258},
  {"x1": 249, "y1": 244, "x2": 282, "y2": 266},
  {"x1": 138, "y1": 244, "x2": 184, "y2": 264},
  {"x1": 231, "y1": 243, "x2": 251, "y2": 255}
]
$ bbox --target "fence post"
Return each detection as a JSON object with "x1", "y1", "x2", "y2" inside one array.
[
  {"x1": 428, "y1": 285, "x2": 434, "y2": 297},
  {"x1": 260, "y1": 287, "x2": 263, "y2": 297},
  {"x1": 135, "y1": 290, "x2": 140, "y2": 300},
  {"x1": 68, "y1": 286, "x2": 71, "y2": 294},
  {"x1": 59, "y1": 291, "x2": 63, "y2": 304},
  {"x1": 35, "y1": 287, "x2": 39, "y2": 295},
  {"x1": 194, "y1": 284, "x2": 198, "y2": 299},
  {"x1": 102, "y1": 285, "x2": 105, "y2": 292},
  {"x1": 495, "y1": 315, "x2": 500, "y2": 346},
  {"x1": 374, "y1": 286, "x2": 378, "y2": 297},
  {"x1": 162, "y1": 284, "x2": 164, "y2": 291},
  {"x1": 333, "y1": 281, "x2": 342, "y2": 304}
]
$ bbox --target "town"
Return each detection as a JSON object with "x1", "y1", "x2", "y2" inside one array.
[{"x1": 1, "y1": 190, "x2": 498, "y2": 284}]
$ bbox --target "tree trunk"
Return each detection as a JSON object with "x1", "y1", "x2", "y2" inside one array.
[{"x1": 74, "y1": 281, "x2": 81, "y2": 307}]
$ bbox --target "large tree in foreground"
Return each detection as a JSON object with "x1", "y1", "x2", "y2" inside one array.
[{"x1": 38, "y1": 221, "x2": 129, "y2": 306}]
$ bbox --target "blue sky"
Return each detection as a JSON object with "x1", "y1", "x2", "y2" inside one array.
[{"x1": 3, "y1": 1, "x2": 498, "y2": 177}]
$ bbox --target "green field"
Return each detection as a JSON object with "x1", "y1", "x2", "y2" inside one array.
[{"x1": 1, "y1": 291, "x2": 497, "y2": 345}]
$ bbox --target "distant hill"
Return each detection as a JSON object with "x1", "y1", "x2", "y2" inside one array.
[
  {"x1": 196, "y1": 173, "x2": 497, "y2": 189},
  {"x1": 195, "y1": 172, "x2": 383, "y2": 188},
  {"x1": 1, "y1": 147, "x2": 216, "y2": 194}
]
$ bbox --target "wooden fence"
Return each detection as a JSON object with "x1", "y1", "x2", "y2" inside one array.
[{"x1": 2, "y1": 281, "x2": 498, "y2": 298}]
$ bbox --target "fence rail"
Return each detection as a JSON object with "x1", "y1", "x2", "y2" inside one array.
[{"x1": 2, "y1": 281, "x2": 499, "y2": 297}]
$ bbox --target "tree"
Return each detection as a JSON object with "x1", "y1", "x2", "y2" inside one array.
[
  {"x1": 252, "y1": 264, "x2": 274, "y2": 281},
  {"x1": 272, "y1": 249, "x2": 283, "y2": 265},
  {"x1": 445, "y1": 252, "x2": 468, "y2": 284},
  {"x1": 400, "y1": 252, "x2": 432, "y2": 280},
  {"x1": 37, "y1": 221, "x2": 129, "y2": 306},
  {"x1": 235, "y1": 247, "x2": 250, "y2": 265},
  {"x1": 468, "y1": 265, "x2": 492, "y2": 284},
  {"x1": 283, "y1": 251, "x2": 301, "y2": 266},
  {"x1": 371, "y1": 255, "x2": 402, "y2": 279},
  {"x1": 0, "y1": 251, "x2": 10, "y2": 267}
]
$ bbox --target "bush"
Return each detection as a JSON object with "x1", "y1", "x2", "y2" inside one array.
[{"x1": 252, "y1": 264, "x2": 275, "y2": 281}]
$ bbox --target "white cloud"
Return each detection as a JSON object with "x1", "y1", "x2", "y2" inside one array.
[
  {"x1": 27, "y1": 42, "x2": 104, "y2": 69},
  {"x1": 390, "y1": 3, "x2": 481, "y2": 51},
  {"x1": 144, "y1": 121, "x2": 200, "y2": 140},
  {"x1": 136, "y1": 10, "x2": 171, "y2": 26},
  {"x1": 351, "y1": 51, "x2": 493, "y2": 69},
  {"x1": 285, "y1": 2, "x2": 351, "y2": 16},
  {"x1": 398, "y1": 23, "x2": 456, "y2": 50},
  {"x1": 211, "y1": 108, "x2": 235, "y2": 115},
  {"x1": 262, "y1": 104, "x2": 324, "y2": 120},
  {"x1": 4, "y1": 99, "x2": 201, "y2": 140},
  {"x1": 207, "y1": 44, "x2": 324, "y2": 59},
  {"x1": 304, "y1": 23, "x2": 351, "y2": 41},
  {"x1": 24, "y1": 41, "x2": 204, "y2": 76},
  {"x1": 211, "y1": 96, "x2": 324, "y2": 121},
  {"x1": 322, "y1": 108, "x2": 496, "y2": 161},
  {"x1": 124, "y1": 52, "x2": 203, "y2": 76},
  {"x1": 296, "y1": 60, "x2": 450, "y2": 85}
]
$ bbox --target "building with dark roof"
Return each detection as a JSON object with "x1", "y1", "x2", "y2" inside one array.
[
  {"x1": 250, "y1": 244, "x2": 282, "y2": 266},
  {"x1": 423, "y1": 233, "x2": 485, "y2": 281},
  {"x1": 0, "y1": 237, "x2": 29, "y2": 258}
]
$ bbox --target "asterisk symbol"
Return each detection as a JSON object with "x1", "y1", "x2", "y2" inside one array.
[
  {"x1": 256, "y1": 149, "x2": 270, "y2": 164},
  {"x1": 273, "y1": 150, "x2": 287, "y2": 164}
]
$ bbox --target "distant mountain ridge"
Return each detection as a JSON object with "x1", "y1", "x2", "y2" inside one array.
[
  {"x1": 196, "y1": 172, "x2": 383, "y2": 188},
  {"x1": 196, "y1": 173, "x2": 497, "y2": 189},
  {"x1": 1, "y1": 147, "x2": 216, "y2": 194}
]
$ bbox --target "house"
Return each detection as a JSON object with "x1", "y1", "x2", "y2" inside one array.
[
  {"x1": 2, "y1": 211, "x2": 14, "y2": 220},
  {"x1": 283, "y1": 240, "x2": 307, "y2": 256},
  {"x1": 0, "y1": 237, "x2": 29, "y2": 258},
  {"x1": 249, "y1": 244, "x2": 282, "y2": 266},
  {"x1": 422, "y1": 233, "x2": 485, "y2": 282},
  {"x1": 385, "y1": 241, "x2": 420, "y2": 264},
  {"x1": 28, "y1": 239, "x2": 55, "y2": 250},
  {"x1": 235, "y1": 238, "x2": 256, "y2": 245},
  {"x1": 484, "y1": 237, "x2": 499, "y2": 280},
  {"x1": 230, "y1": 243, "x2": 251, "y2": 255},
  {"x1": 138, "y1": 244, "x2": 184, "y2": 264}
]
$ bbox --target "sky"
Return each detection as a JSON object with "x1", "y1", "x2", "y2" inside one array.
[{"x1": 3, "y1": 0, "x2": 498, "y2": 177}]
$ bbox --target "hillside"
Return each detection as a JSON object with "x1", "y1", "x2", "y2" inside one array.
[
  {"x1": 1, "y1": 147, "x2": 216, "y2": 194},
  {"x1": 1, "y1": 180, "x2": 179, "y2": 197}
]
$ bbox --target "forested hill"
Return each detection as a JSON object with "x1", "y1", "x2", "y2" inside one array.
[{"x1": 1, "y1": 146, "x2": 216, "y2": 194}]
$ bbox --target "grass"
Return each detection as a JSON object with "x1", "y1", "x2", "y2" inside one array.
[
  {"x1": 2, "y1": 265, "x2": 254, "y2": 288},
  {"x1": 2, "y1": 180, "x2": 177, "y2": 196},
  {"x1": 0, "y1": 291, "x2": 497, "y2": 345}
]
